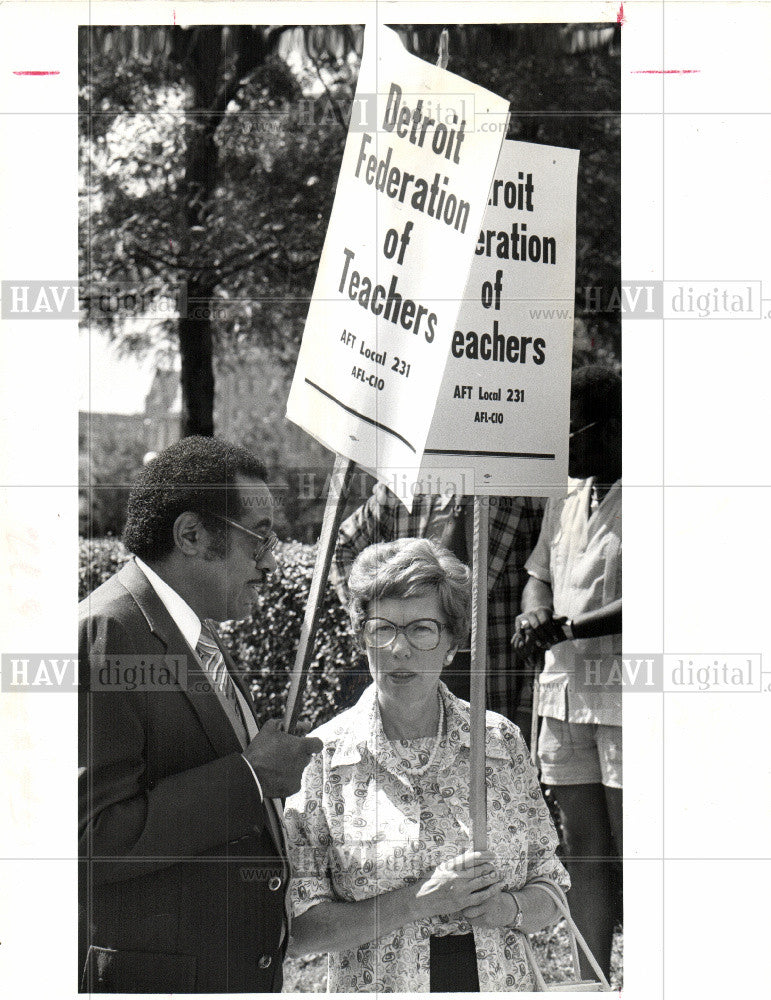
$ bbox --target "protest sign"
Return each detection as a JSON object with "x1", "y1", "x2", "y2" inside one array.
[
  {"x1": 286, "y1": 26, "x2": 510, "y2": 495},
  {"x1": 420, "y1": 140, "x2": 580, "y2": 496}
]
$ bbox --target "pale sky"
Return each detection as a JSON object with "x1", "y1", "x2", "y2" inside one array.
[{"x1": 78, "y1": 326, "x2": 168, "y2": 415}]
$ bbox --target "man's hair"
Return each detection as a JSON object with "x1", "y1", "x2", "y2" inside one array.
[
  {"x1": 123, "y1": 436, "x2": 268, "y2": 561},
  {"x1": 571, "y1": 364, "x2": 621, "y2": 424},
  {"x1": 347, "y1": 537, "x2": 471, "y2": 643}
]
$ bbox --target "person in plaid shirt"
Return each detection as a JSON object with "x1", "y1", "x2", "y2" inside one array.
[{"x1": 330, "y1": 484, "x2": 545, "y2": 730}]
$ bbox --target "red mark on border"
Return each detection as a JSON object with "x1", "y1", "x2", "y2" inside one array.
[
  {"x1": 617, "y1": 3, "x2": 625, "y2": 26},
  {"x1": 632, "y1": 69, "x2": 700, "y2": 74},
  {"x1": 173, "y1": 10, "x2": 176, "y2": 25},
  {"x1": 13, "y1": 70, "x2": 60, "y2": 76}
]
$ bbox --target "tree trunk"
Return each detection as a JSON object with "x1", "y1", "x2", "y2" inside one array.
[
  {"x1": 172, "y1": 26, "x2": 275, "y2": 438},
  {"x1": 176, "y1": 114, "x2": 218, "y2": 437},
  {"x1": 178, "y1": 277, "x2": 216, "y2": 437},
  {"x1": 175, "y1": 29, "x2": 223, "y2": 438}
]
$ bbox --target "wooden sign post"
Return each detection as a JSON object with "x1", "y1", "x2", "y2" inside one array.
[
  {"x1": 469, "y1": 497, "x2": 490, "y2": 851},
  {"x1": 283, "y1": 455, "x2": 356, "y2": 734}
]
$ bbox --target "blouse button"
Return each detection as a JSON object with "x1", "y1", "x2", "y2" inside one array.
[{"x1": 257, "y1": 954, "x2": 272, "y2": 969}]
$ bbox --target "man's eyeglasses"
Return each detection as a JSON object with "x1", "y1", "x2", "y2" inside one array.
[
  {"x1": 212, "y1": 515, "x2": 278, "y2": 561},
  {"x1": 361, "y1": 618, "x2": 450, "y2": 651}
]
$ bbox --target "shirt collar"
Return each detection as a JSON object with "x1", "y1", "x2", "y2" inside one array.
[
  {"x1": 329, "y1": 681, "x2": 510, "y2": 770},
  {"x1": 134, "y1": 556, "x2": 202, "y2": 650}
]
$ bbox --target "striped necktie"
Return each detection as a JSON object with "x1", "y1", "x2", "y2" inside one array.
[
  {"x1": 197, "y1": 622, "x2": 290, "y2": 899},
  {"x1": 196, "y1": 621, "x2": 249, "y2": 748}
]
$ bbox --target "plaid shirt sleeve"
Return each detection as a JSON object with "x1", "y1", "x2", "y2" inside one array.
[
  {"x1": 486, "y1": 496, "x2": 547, "y2": 719},
  {"x1": 330, "y1": 485, "x2": 391, "y2": 605},
  {"x1": 329, "y1": 488, "x2": 434, "y2": 605}
]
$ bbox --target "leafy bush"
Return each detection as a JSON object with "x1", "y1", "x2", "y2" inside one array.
[
  {"x1": 78, "y1": 536, "x2": 368, "y2": 729},
  {"x1": 79, "y1": 536, "x2": 132, "y2": 601},
  {"x1": 221, "y1": 539, "x2": 368, "y2": 728}
]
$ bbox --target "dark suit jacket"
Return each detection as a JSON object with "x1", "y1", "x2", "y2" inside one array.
[{"x1": 78, "y1": 559, "x2": 288, "y2": 993}]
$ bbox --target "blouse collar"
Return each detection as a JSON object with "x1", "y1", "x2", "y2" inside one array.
[{"x1": 329, "y1": 681, "x2": 511, "y2": 771}]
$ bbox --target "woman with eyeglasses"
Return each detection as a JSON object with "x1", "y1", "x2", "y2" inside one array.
[{"x1": 284, "y1": 538, "x2": 568, "y2": 992}]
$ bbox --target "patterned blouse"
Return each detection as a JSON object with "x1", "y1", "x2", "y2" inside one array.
[{"x1": 284, "y1": 682, "x2": 569, "y2": 992}]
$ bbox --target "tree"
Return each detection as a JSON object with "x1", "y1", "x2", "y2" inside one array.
[
  {"x1": 80, "y1": 25, "x2": 361, "y2": 436},
  {"x1": 80, "y1": 23, "x2": 619, "y2": 445}
]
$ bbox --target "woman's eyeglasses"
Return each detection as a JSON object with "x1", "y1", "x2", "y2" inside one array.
[{"x1": 361, "y1": 618, "x2": 450, "y2": 651}]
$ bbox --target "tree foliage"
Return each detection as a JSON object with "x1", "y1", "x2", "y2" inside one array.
[
  {"x1": 79, "y1": 23, "x2": 619, "y2": 439},
  {"x1": 401, "y1": 24, "x2": 621, "y2": 362},
  {"x1": 80, "y1": 25, "x2": 358, "y2": 435}
]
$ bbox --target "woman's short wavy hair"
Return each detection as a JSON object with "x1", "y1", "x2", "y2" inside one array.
[{"x1": 347, "y1": 537, "x2": 471, "y2": 643}]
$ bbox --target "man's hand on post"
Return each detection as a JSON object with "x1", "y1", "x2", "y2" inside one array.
[
  {"x1": 243, "y1": 718, "x2": 323, "y2": 798},
  {"x1": 513, "y1": 608, "x2": 568, "y2": 653}
]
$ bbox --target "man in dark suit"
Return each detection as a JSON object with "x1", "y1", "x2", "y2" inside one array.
[{"x1": 79, "y1": 436, "x2": 322, "y2": 993}]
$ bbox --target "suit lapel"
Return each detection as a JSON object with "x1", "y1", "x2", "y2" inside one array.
[
  {"x1": 119, "y1": 562, "x2": 288, "y2": 858},
  {"x1": 117, "y1": 560, "x2": 244, "y2": 760}
]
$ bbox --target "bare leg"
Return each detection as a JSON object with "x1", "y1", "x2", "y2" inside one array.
[
  {"x1": 604, "y1": 784, "x2": 624, "y2": 942},
  {"x1": 547, "y1": 783, "x2": 615, "y2": 981},
  {"x1": 604, "y1": 785, "x2": 623, "y2": 858}
]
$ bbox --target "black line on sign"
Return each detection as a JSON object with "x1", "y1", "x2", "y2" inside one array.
[
  {"x1": 304, "y1": 378, "x2": 417, "y2": 454},
  {"x1": 423, "y1": 448, "x2": 556, "y2": 460}
]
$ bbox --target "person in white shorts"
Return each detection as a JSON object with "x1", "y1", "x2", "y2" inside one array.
[{"x1": 514, "y1": 365, "x2": 621, "y2": 980}]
